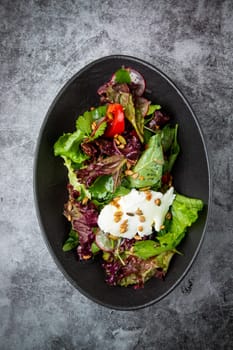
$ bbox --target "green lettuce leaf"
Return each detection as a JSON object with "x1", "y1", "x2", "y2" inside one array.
[
  {"x1": 129, "y1": 133, "x2": 164, "y2": 189},
  {"x1": 163, "y1": 124, "x2": 180, "y2": 173},
  {"x1": 156, "y1": 194, "x2": 203, "y2": 249},
  {"x1": 54, "y1": 130, "x2": 88, "y2": 164},
  {"x1": 62, "y1": 156, "x2": 91, "y2": 199},
  {"x1": 168, "y1": 193, "x2": 204, "y2": 235},
  {"x1": 133, "y1": 193, "x2": 204, "y2": 259},
  {"x1": 54, "y1": 106, "x2": 108, "y2": 165}
]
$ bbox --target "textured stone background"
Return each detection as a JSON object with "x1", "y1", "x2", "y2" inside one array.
[{"x1": 0, "y1": 0, "x2": 233, "y2": 349}]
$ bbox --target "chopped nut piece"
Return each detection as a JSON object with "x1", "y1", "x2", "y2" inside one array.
[
  {"x1": 114, "y1": 210, "x2": 123, "y2": 217},
  {"x1": 134, "y1": 234, "x2": 142, "y2": 240},
  {"x1": 138, "y1": 226, "x2": 143, "y2": 232},
  {"x1": 67, "y1": 202, "x2": 72, "y2": 211},
  {"x1": 91, "y1": 121, "x2": 97, "y2": 130},
  {"x1": 168, "y1": 175, "x2": 173, "y2": 187},
  {"x1": 154, "y1": 198, "x2": 161, "y2": 206},
  {"x1": 139, "y1": 186, "x2": 150, "y2": 191},
  {"x1": 82, "y1": 197, "x2": 89, "y2": 205},
  {"x1": 67, "y1": 215, "x2": 72, "y2": 222},
  {"x1": 125, "y1": 170, "x2": 134, "y2": 176},
  {"x1": 121, "y1": 219, "x2": 128, "y2": 225},
  {"x1": 111, "y1": 197, "x2": 121, "y2": 207},
  {"x1": 118, "y1": 135, "x2": 126, "y2": 144},
  {"x1": 145, "y1": 191, "x2": 152, "y2": 201},
  {"x1": 139, "y1": 175, "x2": 144, "y2": 181},
  {"x1": 135, "y1": 208, "x2": 143, "y2": 215},
  {"x1": 120, "y1": 219, "x2": 128, "y2": 234},
  {"x1": 114, "y1": 216, "x2": 121, "y2": 223},
  {"x1": 139, "y1": 215, "x2": 146, "y2": 222},
  {"x1": 126, "y1": 212, "x2": 135, "y2": 216},
  {"x1": 166, "y1": 212, "x2": 172, "y2": 220},
  {"x1": 126, "y1": 161, "x2": 132, "y2": 170},
  {"x1": 111, "y1": 202, "x2": 119, "y2": 208},
  {"x1": 160, "y1": 225, "x2": 165, "y2": 230},
  {"x1": 131, "y1": 172, "x2": 139, "y2": 179},
  {"x1": 83, "y1": 255, "x2": 91, "y2": 260},
  {"x1": 114, "y1": 210, "x2": 123, "y2": 223}
]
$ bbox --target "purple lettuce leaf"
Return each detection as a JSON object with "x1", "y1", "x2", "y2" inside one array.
[
  {"x1": 118, "y1": 130, "x2": 142, "y2": 163},
  {"x1": 76, "y1": 154, "x2": 126, "y2": 188},
  {"x1": 102, "y1": 237, "x2": 174, "y2": 288},
  {"x1": 64, "y1": 186, "x2": 98, "y2": 259},
  {"x1": 134, "y1": 96, "x2": 150, "y2": 117},
  {"x1": 148, "y1": 110, "x2": 170, "y2": 130}
]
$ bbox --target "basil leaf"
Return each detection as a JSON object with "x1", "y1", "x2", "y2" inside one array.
[
  {"x1": 146, "y1": 104, "x2": 161, "y2": 115},
  {"x1": 91, "y1": 242, "x2": 100, "y2": 254},
  {"x1": 129, "y1": 134, "x2": 164, "y2": 189},
  {"x1": 160, "y1": 124, "x2": 176, "y2": 152},
  {"x1": 91, "y1": 105, "x2": 107, "y2": 120},
  {"x1": 133, "y1": 240, "x2": 172, "y2": 259},
  {"x1": 89, "y1": 175, "x2": 114, "y2": 201},
  {"x1": 143, "y1": 128, "x2": 154, "y2": 144},
  {"x1": 62, "y1": 229, "x2": 79, "y2": 252},
  {"x1": 113, "y1": 185, "x2": 131, "y2": 197},
  {"x1": 115, "y1": 68, "x2": 131, "y2": 84},
  {"x1": 163, "y1": 124, "x2": 180, "y2": 173}
]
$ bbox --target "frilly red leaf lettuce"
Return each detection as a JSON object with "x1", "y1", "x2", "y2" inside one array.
[
  {"x1": 64, "y1": 186, "x2": 98, "y2": 259},
  {"x1": 76, "y1": 154, "x2": 126, "y2": 188}
]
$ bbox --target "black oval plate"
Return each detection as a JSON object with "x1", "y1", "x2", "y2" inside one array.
[{"x1": 34, "y1": 55, "x2": 211, "y2": 310}]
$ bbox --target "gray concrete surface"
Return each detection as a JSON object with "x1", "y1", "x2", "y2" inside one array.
[{"x1": 0, "y1": 0, "x2": 233, "y2": 349}]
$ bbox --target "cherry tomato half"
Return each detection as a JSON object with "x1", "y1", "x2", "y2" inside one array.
[{"x1": 104, "y1": 103, "x2": 125, "y2": 137}]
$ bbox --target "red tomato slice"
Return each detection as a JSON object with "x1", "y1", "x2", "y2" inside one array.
[{"x1": 104, "y1": 103, "x2": 125, "y2": 137}]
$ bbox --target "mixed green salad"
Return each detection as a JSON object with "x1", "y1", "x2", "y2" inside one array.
[{"x1": 54, "y1": 67, "x2": 203, "y2": 288}]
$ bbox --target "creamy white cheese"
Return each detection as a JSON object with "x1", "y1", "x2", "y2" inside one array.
[{"x1": 97, "y1": 187, "x2": 175, "y2": 239}]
